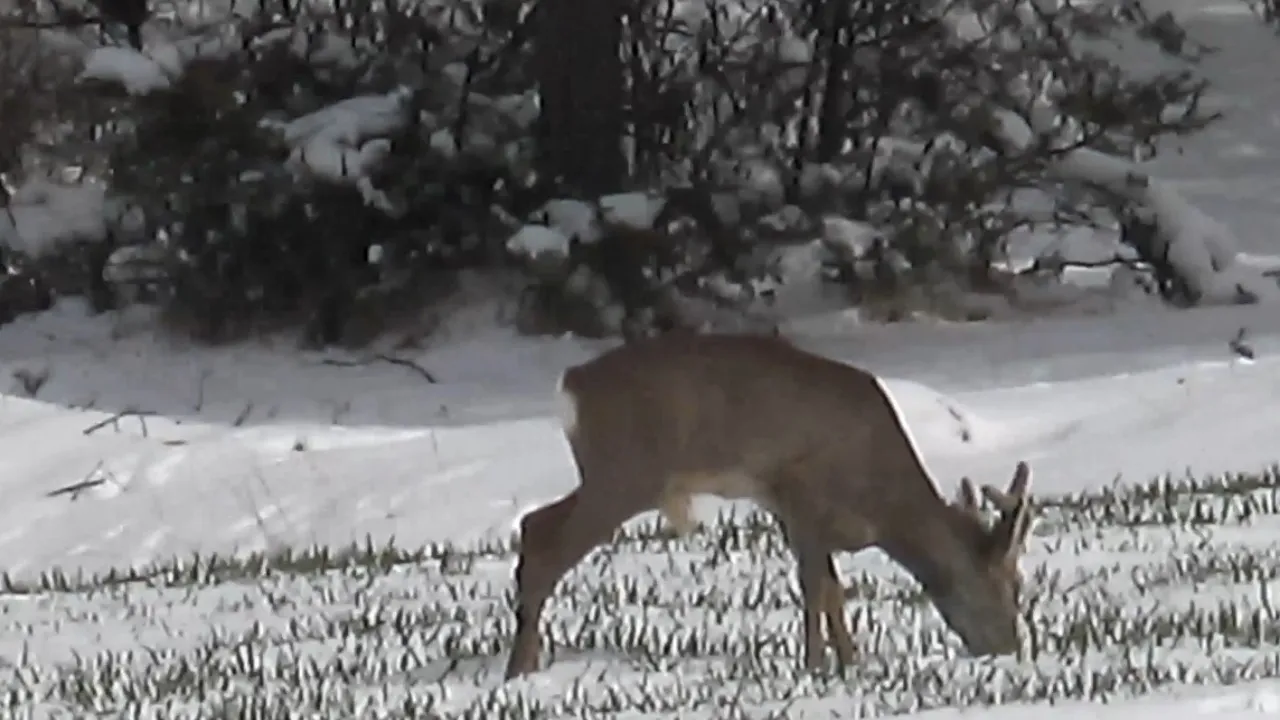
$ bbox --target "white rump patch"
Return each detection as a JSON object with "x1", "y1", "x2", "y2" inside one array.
[
  {"x1": 554, "y1": 372, "x2": 578, "y2": 435},
  {"x1": 660, "y1": 471, "x2": 766, "y2": 536}
]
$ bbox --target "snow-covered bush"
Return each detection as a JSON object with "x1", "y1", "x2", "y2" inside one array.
[
  {"x1": 501, "y1": 0, "x2": 1279, "y2": 335},
  {"x1": 0, "y1": 29, "x2": 144, "y2": 323},
  {"x1": 505, "y1": 188, "x2": 797, "y2": 337},
  {"x1": 623, "y1": 0, "x2": 1278, "y2": 310},
  {"x1": 56, "y1": 2, "x2": 545, "y2": 345},
  {"x1": 0, "y1": 0, "x2": 530, "y2": 342},
  {"x1": 0, "y1": 0, "x2": 1269, "y2": 343}
]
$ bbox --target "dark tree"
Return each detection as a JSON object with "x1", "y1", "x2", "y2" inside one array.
[
  {"x1": 87, "y1": 0, "x2": 148, "y2": 49},
  {"x1": 534, "y1": 0, "x2": 627, "y2": 195}
]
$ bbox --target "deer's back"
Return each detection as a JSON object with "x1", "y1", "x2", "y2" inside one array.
[{"x1": 560, "y1": 334, "x2": 920, "y2": 492}]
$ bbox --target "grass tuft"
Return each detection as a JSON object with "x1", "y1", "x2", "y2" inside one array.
[{"x1": 6, "y1": 467, "x2": 1280, "y2": 717}]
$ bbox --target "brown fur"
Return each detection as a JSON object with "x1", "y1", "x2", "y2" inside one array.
[{"x1": 506, "y1": 333, "x2": 1035, "y2": 680}]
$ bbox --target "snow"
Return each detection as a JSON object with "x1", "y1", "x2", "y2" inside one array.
[
  {"x1": 821, "y1": 215, "x2": 884, "y2": 258},
  {"x1": 528, "y1": 193, "x2": 666, "y2": 247},
  {"x1": 508, "y1": 192, "x2": 670, "y2": 265},
  {"x1": 78, "y1": 47, "x2": 172, "y2": 94},
  {"x1": 76, "y1": 34, "x2": 237, "y2": 94},
  {"x1": 2, "y1": 295, "x2": 1280, "y2": 714},
  {"x1": 278, "y1": 90, "x2": 412, "y2": 149},
  {"x1": 912, "y1": 686, "x2": 1280, "y2": 719},
  {"x1": 507, "y1": 224, "x2": 572, "y2": 258},
  {"x1": 275, "y1": 88, "x2": 413, "y2": 211},
  {"x1": 539, "y1": 199, "x2": 602, "y2": 243},
  {"x1": 0, "y1": 179, "x2": 140, "y2": 258}
]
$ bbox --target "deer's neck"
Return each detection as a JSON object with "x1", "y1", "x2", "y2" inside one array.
[{"x1": 878, "y1": 505, "x2": 975, "y2": 600}]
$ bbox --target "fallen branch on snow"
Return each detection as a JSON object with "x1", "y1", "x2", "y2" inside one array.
[
  {"x1": 82, "y1": 407, "x2": 154, "y2": 437},
  {"x1": 321, "y1": 354, "x2": 438, "y2": 383}
]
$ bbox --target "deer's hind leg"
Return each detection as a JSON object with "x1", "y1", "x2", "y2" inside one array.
[
  {"x1": 507, "y1": 448, "x2": 663, "y2": 680},
  {"x1": 508, "y1": 492, "x2": 577, "y2": 680}
]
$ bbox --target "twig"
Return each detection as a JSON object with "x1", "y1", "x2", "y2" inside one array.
[
  {"x1": 321, "y1": 354, "x2": 438, "y2": 383},
  {"x1": 233, "y1": 402, "x2": 254, "y2": 427},
  {"x1": 320, "y1": 358, "x2": 363, "y2": 368},
  {"x1": 46, "y1": 461, "x2": 107, "y2": 500},
  {"x1": 330, "y1": 400, "x2": 351, "y2": 424},
  {"x1": 373, "y1": 353, "x2": 437, "y2": 383},
  {"x1": 83, "y1": 408, "x2": 154, "y2": 437},
  {"x1": 46, "y1": 477, "x2": 105, "y2": 499},
  {"x1": 193, "y1": 368, "x2": 212, "y2": 412},
  {"x1": 1230, "y1": 326, "x2": 1256, "y2": 362}
]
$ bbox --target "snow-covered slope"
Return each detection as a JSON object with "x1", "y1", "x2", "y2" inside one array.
[{"x1": 0, "y1": 299, "x2": 1273, "y2": 577}]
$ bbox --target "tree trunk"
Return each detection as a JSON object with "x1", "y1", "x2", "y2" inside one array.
[
  {"x1": 534, "y1": 0, "x2": 627, "y2": 196},
  {"x1": 815, "y1": 0, "x2": 854, "y2": 161}
]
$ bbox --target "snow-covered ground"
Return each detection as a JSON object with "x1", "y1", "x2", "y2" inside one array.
[{"x1": 2, "y1": 295, "x2": 1280, "y2": 717}]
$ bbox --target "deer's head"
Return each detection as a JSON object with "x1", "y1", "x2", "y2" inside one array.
[{"x1": 929, "y1": 461, "x2": 1035, "y2": 656}]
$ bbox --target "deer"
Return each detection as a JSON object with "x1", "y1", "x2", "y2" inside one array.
[{"x1": 505, "y1": 332, "x2": 1035, "y2": 680}]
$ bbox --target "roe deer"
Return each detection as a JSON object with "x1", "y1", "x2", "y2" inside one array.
[{"x1": 505, "y1": 332, "x2": 1035, "y2": 679}]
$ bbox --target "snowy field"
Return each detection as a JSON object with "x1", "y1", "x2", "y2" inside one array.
[
  {"x1": 4, "y1": 293, "x2": 1280, "y2": 717},
  {"x1": 10, "y1": 0, "x2": 1280, "y2": 718}
]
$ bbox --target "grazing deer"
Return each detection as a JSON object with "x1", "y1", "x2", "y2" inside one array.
[{"x1": 505, "y1": 333, "x2": 1035, "y2": 680}]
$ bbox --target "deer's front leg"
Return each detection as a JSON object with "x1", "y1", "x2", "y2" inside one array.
[
  {"x1": 775, "y1": 510, "x2": 838, "y2": 672},
  {"x1": 794, "y1": 543, "x2": 831, "y2": 672},
  {"x1": 822, "y1": 559, "x2": 856, "y2": 670}
]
